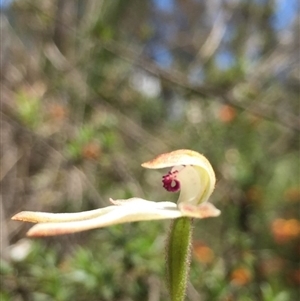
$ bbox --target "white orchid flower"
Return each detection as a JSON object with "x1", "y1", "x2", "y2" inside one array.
[{"x1": 12, "y1": 149, "x2": 220, "y2": 236}]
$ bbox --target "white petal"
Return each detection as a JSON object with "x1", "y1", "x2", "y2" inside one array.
[
  {"x1": 26, "y1": 201, "x2": 183, "y2": 236},
  {"x1": 11, "y1": 206, "x2": 116, "y2": 223},
  {"x1": 110, "y1": 197, "x2": 178, "y2": 209},
  {"x1": 174, "y1": 165, "x2": 205, "y2": 205}
]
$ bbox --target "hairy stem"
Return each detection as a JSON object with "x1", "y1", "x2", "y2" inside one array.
[{"x1": 166, "y1": 217, "x2": 193, "y2": 301}]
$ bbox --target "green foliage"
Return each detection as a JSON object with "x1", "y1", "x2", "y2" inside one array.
[
  {"x1": 2, "y1": 221, "x2": 167, "y2": 301},
  {"x1": 15, "y1": 89, "x2": 42, "y2": 129}
]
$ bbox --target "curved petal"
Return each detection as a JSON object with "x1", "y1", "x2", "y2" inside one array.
[
  {"x1": 142, "y1": 149, "x2": 216, "y2": 204},
  {"x1": 171, "y1": 165, "x2": 204, "y2": 205},
  {"x1": 142, "y1": 150, "x2": 215, "y2": 179}
]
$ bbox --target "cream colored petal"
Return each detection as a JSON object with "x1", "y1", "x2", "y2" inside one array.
[
  {"x1": 11, "y1": 198, "x2": 175, "y2": 224},
  {"x1": 110, "y1": 197, "x2": 178, "y2": 209},
  {"x1": 178, "y1": 202, "x2": 221, "y2": 219},
  {"x1": 142, "y1": 149, "x2": 215, "y2": 180},
  {"x1": 173, "y1": 165, "x2": 204, "y2": 205},
  {"x1": 26, "y1": 201, "x2": 183, "y2": 236},
  {"x1": 11, "y1": 206, "x2": 116, "y2": 223},
  {"x1": 142, "y1": 149, "x2": 216, "y2": 205}
]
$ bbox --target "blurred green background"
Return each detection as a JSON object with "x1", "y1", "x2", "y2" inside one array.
[{"x1": 1, "y1": 1, "x2": 299, "y2": 300}]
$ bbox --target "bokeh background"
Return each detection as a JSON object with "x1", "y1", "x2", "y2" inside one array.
[{"x1": 1, "y1": 1, "x2": 299, "y2": 300}]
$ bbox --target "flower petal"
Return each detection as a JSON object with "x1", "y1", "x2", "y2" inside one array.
[
  {"x1": 25, "y1": 199, "x2": 183, "y2": 236},
  {"x1": 110, "y1": 197, "x2": 178, "y2": 209},
  {"x1": 142, "y1": 150, "x2": 215, "y2": 180},
  {"x1": 11, "y1": 206, "x2": 116, "y2": 223},
  {"x1": 174, "y1": 165, "x2": 204, "y2": 205},
  {"x1": 178, "y1": 202, "x2": 221, "y2": 219},
  {"x1": 142, "y1": 149, "x2": 216, "y2": 204}
]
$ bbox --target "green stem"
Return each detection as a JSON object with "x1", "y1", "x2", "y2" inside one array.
[{"x1": 166, "y1": 217, "x2": 193, "y2": 301}]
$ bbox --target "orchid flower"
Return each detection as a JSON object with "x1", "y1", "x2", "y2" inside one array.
[
  {"x1": 12, "y1": 149, "x2": 220, "y2": 237},
  {"x1": 12, "y1": 149, "x2": 221, "y2": 301}
]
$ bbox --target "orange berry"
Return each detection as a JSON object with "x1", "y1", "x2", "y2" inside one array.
[
  {"x1": 285, "y1": 187, "x2": 300, "y2": 202},
  {"x1": 219, "y1": 105, "x2": 236, "y2": 123},
  {"x1": 82, "y1": 142, "x2": 101, "y2": 160},
  {"x1": 193, "y1": 242, "x2": 214, "y2": 264},
  {"x1": 230, "y1": 268, "x2": 252, "y2": 286},
  {"x1": 271, "y1": 218, "x2": 300, "y2": 244},
  {"x1": 48, "y1": 103, "x2": 67, "y2": 120}
]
